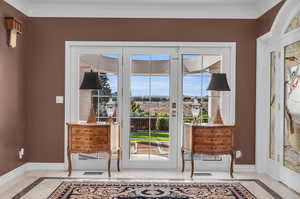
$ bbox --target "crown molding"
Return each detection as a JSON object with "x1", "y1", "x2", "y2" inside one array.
[
  {"x1": 23, "y1": 1, "x2": 258, "y2": 19},
  {"x1": 3, "y1": 0, "x2": 283, "y2": 19}
]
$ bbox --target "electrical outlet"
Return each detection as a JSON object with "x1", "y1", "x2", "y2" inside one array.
[
  {"x1": 56, "y1": 96, "x2": 64, "y2": 104},
  {"x1": 18, "y1": 148, "x2": 24, "y2": 159},
  {"x1": 236, "y1": 150, "x2": 242, "y2": 158}
]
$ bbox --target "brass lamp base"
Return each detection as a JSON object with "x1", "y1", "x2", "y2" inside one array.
[
  {"x1": 213, "y1": 106, "x2": 224, "y2": 124},
  {"x1": 87, "y1": 104, "x2": 97, "y2": 123},
  {"x1": 107, "y1": 117, "x2": 113, "y2": 124},
  {"x1": 192, "y1": 119, "x2": 199, "y2": 124}
]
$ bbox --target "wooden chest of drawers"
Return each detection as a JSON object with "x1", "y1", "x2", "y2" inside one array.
[
  {"x1": 182, "y1": 124, "x2": 235, "y2": 178},
  {"x1": 67, "y1": 122, "x2": 120, "y2": 177}
]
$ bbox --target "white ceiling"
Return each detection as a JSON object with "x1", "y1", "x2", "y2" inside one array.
[{"x1": 5, "y1": 0, "x2": 282, "y2": 19}]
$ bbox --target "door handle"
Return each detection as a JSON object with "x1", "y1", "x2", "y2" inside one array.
[
  {"x1": 172, "y1": 102, "x2": 176, "y2": 109},
  {"x1": 172, "y1": 110, "x2": 176, "y2": 117},
  {"x1": 171, "y1": 102, "x2": 176, "y2": 117}
]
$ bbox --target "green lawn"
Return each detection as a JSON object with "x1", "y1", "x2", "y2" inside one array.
[{"x1": 130, "y1": 131, "x2": 169, "y2": 142}]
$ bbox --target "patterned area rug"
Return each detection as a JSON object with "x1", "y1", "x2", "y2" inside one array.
[{"x1": 48, "y1": 182, "x2": 256, "y2": 199}]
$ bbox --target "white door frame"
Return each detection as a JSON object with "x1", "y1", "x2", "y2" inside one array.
[
  {"x1": 256, "y1": 0, "x2": 300, "y2": 192},
  {"x1": 65, "y1": 41, "x2": 236, "y2": 170}
]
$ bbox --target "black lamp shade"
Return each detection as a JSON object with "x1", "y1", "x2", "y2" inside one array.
[
  {"x1": 80, "y1": 71, "x2": 101, "y2": 89},
  {"x1": 207, "y1": 73, "x2": 231, "y2": 91}
]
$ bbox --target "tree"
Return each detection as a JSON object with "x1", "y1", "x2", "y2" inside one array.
[
  {"x1": 92, "y1": 73, "x2": 112, "y2": 120},
  {"x1": 156, "y1": 117, "x2": 169, "y2": 131},
  {"x1": 131, "y1": 101, "x2": 141, "y2": 113},
  {"x1": 98, "y1": 73, "x2": 112, "y2": 95}
]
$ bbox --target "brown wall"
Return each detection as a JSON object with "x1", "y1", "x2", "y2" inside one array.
[
  {"x1": 257, "y1": 0, "x2": 286, "y2": 37},
  {"x1": 0, "y1": 1, "x2": 27, "y2": 175},
  {"x1": 25, "y1": 18, "x2": 257, "y2": 164}
]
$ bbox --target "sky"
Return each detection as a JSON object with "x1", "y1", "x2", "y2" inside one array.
[
  {"x1": 104, "y1": 54, "x2": 210, "y2": 97},
  {"x1": 107, "y1": 73, "x2": 209, "y2": 97}
]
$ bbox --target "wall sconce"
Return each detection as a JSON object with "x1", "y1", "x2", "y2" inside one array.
[{"x1": 5, "y1": 17, "x2": 22, "y2": 48}]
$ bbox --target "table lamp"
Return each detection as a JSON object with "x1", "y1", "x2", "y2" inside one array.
[
  {"x1": 191, "y1": 98, "x2": 201, "y2": 124},
  {"x1": 207, "y1": 73, "x2": 231, "y2": 124},
  {"x1": 106, "y1": 98, "x2": 116, "y2": 123},
  {"x1": 80, "y1": 70, "x2": 101, "y2": 123}
]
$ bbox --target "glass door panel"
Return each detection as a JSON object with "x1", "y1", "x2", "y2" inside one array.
[
  {"x1": 129, "y1": 54, "x2": 170, "y2": 161},
  {"x1": 123, "y1": 48, "x2": 178, "y2": 168},
  {"x1": 78, "y1": 53, "x2": 120, "y2": 161},
  {"x1": 149, "y1": 75, "x2": 170, "y2": 160},
  {"x1": 182, "y1": 54, "x2": 222, "y2": 161},
  {"x1": 182, "y1": 54, "x2": 221, "y2": 123}
]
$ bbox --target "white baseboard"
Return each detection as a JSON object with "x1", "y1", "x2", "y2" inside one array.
[
  {"x1": 0, "y1": 162, "x2": 67, "y2": 186},
  {"x1": 0, "y1": 162, "x2": 256, "y2": 185},
  {"x1": 183, "y1": 163, "x2": 256, "y2": 172},
  {"x1": 26, "y1": 162, "x2": 67, "y2": 171},
  {"x1": 0, "y1": 164, "x2": 28, "y2": 186},
  {"x1": 234, "y1": 164, "x2": 256, "y2": 172}
]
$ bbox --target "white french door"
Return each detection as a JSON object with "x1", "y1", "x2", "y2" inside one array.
[
  {"x1": 122, "y1": 48, "x2": 179, "y2": 169},
  {"x1": 65, "y1": 42, "x2": 236, "y2": 171}
]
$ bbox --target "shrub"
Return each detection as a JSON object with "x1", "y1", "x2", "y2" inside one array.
[{"x1": 156, "y1": 117, "x2": 169, "y2": 131}]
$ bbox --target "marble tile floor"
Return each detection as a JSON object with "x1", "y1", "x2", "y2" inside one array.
[{"x1": 0, "y1": 170, "x2": 299, "y2": 199}]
